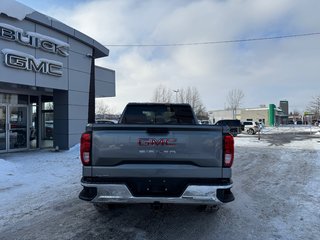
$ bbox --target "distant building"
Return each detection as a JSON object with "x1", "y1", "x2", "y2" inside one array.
[
  {"x1": 208, "y1": 109, "x2": 241, "y2": 124},
  {"x1": 208, "y1": 101, "x2": 289, "y2": 126},
  {"x1": 241, "y1": 107, "x2": 269, "y2": 125},
  {"x1": 279, "y1": 100, "x2": 289, "y2": 124},
  {"x1": 279, "y1": 100, "x2": 289, "y2": 115}
]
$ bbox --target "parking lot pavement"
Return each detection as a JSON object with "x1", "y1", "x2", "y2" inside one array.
[{"x1": 0, "y1": 131, "x2": 319, "y2": 240}]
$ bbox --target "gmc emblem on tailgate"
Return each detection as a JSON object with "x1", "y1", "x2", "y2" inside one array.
[{"x1": 138, "y1": 138, "x2": 177, "y2": 146}]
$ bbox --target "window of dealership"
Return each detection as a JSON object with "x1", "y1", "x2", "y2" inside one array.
[
  {"x1": 0, "y1": 2, "x2": 115, "y2": 152},
  {"x1": 0, "y1": 92, "x2": 53, "y2": 152}
]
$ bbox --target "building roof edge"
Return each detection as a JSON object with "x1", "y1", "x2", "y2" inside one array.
[{"x1": 0, "y1": 1, "x2": 109, "y2": 58}]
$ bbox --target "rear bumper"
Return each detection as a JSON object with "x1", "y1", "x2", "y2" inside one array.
[{"x1": 79, "y1": 182, "x2": 234, "y2": 205}]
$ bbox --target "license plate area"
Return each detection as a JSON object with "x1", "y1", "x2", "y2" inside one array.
[{"x1": 126, "y1": 178, "x2": 187, "y2": 197}]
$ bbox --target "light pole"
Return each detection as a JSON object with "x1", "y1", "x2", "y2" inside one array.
[{"x1": 173, "y1": 89, "x2": 179, "y2": 103}]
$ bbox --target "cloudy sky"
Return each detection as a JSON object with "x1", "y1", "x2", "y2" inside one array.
[{"x1": 17, "y1": 0, "x2": 320, "y2": 114}]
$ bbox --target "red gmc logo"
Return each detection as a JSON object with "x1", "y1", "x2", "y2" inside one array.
[{"x1": 138, "y1": 138, "x2": 177, "y2": 146}]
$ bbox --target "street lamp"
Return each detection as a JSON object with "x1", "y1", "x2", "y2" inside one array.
[{"x1": 173, "y1": 89, "x2": 179, "y2": 103}]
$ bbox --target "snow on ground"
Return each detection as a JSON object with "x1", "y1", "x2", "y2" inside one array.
[
  {"x1": 260, "y1": 125, "x2": 319, "y2": 134},
  {"x1": 0, "y1": 126, "x2": 319, "y2": 239},
  {"x1": 238, "y1": 126, "x2": 319, "y2": 149},
  {"x1": 235, "y1": 126, "x2": 320, "y2": 239},
  {"x1": 0, "y1": 144, "x2": 82, "y2": 227}
]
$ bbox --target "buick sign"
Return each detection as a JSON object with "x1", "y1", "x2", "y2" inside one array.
[
  {"x1": 0, "y1": 23, "x2": 68, "y2": 77},
  {"x1": 0, "y1": 23, "x2": 69, "y2": 56}
]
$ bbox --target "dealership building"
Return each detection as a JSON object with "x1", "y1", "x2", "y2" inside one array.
[{"x1": 0, "y1": 2, "x2": 115, "y2": 152}]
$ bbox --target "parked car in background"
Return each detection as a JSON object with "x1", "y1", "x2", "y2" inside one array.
[
  {"x1": 313, "y1": 120, "x2": 320, "y2": 126},
  {"x1": 200, "y1": 120, "x2": 210, "y2": 125},
  {"x1": 215, "y1": 119, "x2": 242, "y2": 136},
  {"x1": 96, "y1": 119, "x2": 117, "y2": 124},
  {"x1": 288, "y1": 120, "x2": 295, "y2": 125},
  {"x1": 242, "y1": 121, "x2": 260, "y2": 135}
]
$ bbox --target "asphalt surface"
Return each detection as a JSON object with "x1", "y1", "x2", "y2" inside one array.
[{"x1": 1, "y1": 132, "x2": 319, "y2": 240}]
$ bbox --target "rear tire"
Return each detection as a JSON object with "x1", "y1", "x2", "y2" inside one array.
[{"x1": 247, "y1": 129, "x2": 254, "y2": 135}]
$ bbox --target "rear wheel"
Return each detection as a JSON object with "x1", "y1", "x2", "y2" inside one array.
[{"x1": 247, "y1": 128, "x2": 254, "y2": 135}]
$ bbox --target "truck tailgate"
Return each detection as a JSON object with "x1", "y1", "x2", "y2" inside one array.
[{"x1": 91, "y1": 125, "x2": 223, "y2": 168}]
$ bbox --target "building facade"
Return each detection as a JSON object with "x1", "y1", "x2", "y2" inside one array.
[
  {"x1": 0, "y1": 2, "x2": 115, "y2": 152},
  {"x1": 208, "y1": 101, "x2": 288, "y2": 127},
  {"x1": 240, "y1": 107, "x2": 269, "y2": 125},
  {"x1": 208, "y1": 110, "x2": 241, "y2": 123},
  {"x1": 279, "y1": 100, "x2": 289, "y2": 124}
]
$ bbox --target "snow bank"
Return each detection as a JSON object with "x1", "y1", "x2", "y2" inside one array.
[
  {"x1": 0, "y1": 146, "x2": 82, "y2": 227},
  {"x1": 236, "y1": 127, "x2": 320, "y2": 151},
  {"x1": 0, "y1": 158, "x2": 17, "y2": 173},
  {"x1": 0, "y1": 157, "x2": 18, "y2": 178},
  {"x1": 261, "y1": 126, "x2": 319, "y2": 134}
]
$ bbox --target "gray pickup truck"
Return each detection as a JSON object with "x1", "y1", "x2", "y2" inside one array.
[{"x1": 79, "y1": 103, "x2": 235, "y2": 209}]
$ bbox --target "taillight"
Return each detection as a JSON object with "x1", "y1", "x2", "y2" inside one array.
[
  {"x1": 224, "y1": 134, "x2": 234, "y2": 167},
  {"x1": 80, "y1": 132, "x2": 91, "y2": 166}
]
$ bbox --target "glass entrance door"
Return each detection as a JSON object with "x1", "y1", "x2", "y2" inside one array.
[
  {"x1": 8, "y1": 106, "x2": 28, "y2": 151},
  {"x1": 0, "y1": 105, "x2": 6, "y2": 152}
]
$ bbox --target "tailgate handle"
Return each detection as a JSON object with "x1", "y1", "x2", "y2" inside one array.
[{"x1": 147, "y1": 128, "x2": 169, "y2": 134}]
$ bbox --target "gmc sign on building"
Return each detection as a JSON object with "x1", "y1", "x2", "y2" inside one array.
[
  {"x1": 0, "y1": 23, "x2": 68, "y2": 77},
  {"x1": 0, "y1": 1, "x2": 115, "y2": 152}
]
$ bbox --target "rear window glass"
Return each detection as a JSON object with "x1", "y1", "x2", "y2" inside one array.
[
  {"x1": 216, "y1": 120, "x2": 241, "y2": 126},
  {"x1": 121, "y1": 104, "x2": 196, "y2": 125}
]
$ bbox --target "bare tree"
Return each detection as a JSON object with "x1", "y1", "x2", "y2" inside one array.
[
  {"x1": 292, "y1": 110, "x2": 301, "y2": 116},
  {"x1": 226, "y1": 89, "x2": 244, "y2": 119},
  {"x1": 306, "y1": 95, "x2": 320, "y2": 119},
  {"x1": 178, "y1": 87, "x2": 207, "y2": 119},
  {"x1": 178, "y1": 88, "x2": 185, "y2": 103},
  {"x1": 95, "y1": 99, "x2": 111, "y2": 117},
  {"x1": 185, "y1": 87, "x2": 200, "y2": 110},
  {"x1": 151, "y1": 85, "x2": 207, "y2": 119},
  {"x1": 195, "y1": 104, "x2": 208, "y2": 120},
  {"x1": 151, "y1": 84, "x2": 173, "y2": 103}
]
